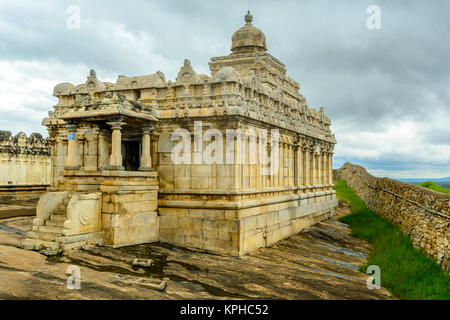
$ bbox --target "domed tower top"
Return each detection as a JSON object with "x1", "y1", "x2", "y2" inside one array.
[{"x1": 231, "y1": 11, "x2": 267, "y2": 54}]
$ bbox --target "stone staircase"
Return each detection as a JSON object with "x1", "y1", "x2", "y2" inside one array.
[
  {"x1": 22, "y1": 193, "x2": 74, "y2": 255},
  {"x1": 22, "y1": 192, "x2": 104, "y2": 255}
]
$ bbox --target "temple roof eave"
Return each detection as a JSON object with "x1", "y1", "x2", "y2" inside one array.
[{"x1": 59, "y1": 107, "x2": 159, "y2": 123}]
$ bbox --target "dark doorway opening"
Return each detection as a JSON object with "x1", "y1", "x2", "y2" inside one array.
[{"x1": 122, "y1": 141, "x2": 141, "y2": 171}]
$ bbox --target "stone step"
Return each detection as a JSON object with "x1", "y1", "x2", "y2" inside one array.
[
  {"x1": 26, "y1": 231, "x2": 39, "y2": 239},
  {"x1": 49, "y1": 214, "x2": 66, "y2": 222},
  {"x1": 61, "y1": 241, "x2": 86, "y2": 251},
  {"x1": 40, "y1": 248, "x2": 58, "y2": 256},
  {"x1": 38, "y1": 225, "x2": 63, "y2": 234},
  {"x1": 45, "y1": 220, "x2": 64, "y2": 227},
  {"x1": 63, "y1": 195, "x2": 73, "y2": 205},
  {"x1": 54, "y1": 209, "x2": 67, "y2": 215},
  {"x1": 22, "y1": 239, "x2": 42, "y2": 250},
  {"x1": 40, "y1": 233, "x2": 57, "y2": 241},
  {"x1": 41, "y1": 241, "x2": 59, "y2": 250}
]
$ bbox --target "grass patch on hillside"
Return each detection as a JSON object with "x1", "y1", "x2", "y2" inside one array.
[
  {"x1": 334, "y1": 179, "x2": 450, "y2": 300},
  {"x1": 418, "y1": 181, "x2": 450, "y2": 195}
]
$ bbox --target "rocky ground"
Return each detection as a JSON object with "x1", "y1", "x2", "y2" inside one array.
[
  {"x1": 0, "y1": 204, "x2": 35, "y2": 219},
  {"x1": 0, "y1": 203, "x2": 392, "y2": 299},
  {"x1": 0, "y1": 198, "x2": 38, "y2": 219}
]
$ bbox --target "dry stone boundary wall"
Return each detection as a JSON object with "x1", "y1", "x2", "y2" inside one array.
[{"x1": 334, "y1": 162, "x2": 449, "y2": 272}]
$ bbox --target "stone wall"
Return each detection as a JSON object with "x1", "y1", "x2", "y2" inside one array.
[
  {"x1": 159, "y1": 191, "x2": 336, "y2": 256},
  {"x1": 155, "y1": 119, "x2": 337, "y2": 256},
  {"x1": 0, "y1": 131, "x2": 51, "y2": 185},
  {"x1": 334, "y1": 162, "x2": 449, "y2": 272}
]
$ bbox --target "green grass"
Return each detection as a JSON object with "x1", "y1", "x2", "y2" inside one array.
[
  {"x1": 334, "y1": 179, "x2": 450, "y2": 300},
  {"x1": 417, "y1": 181, "x2": 450, "y2": 194}
]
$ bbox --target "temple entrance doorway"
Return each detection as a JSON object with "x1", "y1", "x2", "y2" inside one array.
[{"x1": 122, "y1": 140, "x2": 141, "y2": 171}]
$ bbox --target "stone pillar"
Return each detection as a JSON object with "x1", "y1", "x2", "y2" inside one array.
[
  {"x1": 240, "y1": 131, "x2": 245, "y2": 188},
  {"x1": 47, "y1": 135, "x2": 56, "y2": 186},
  {"x1": 248, "y1": 132, "x2": 256, "y2": 189},
  {"x1": 107, "y1": 118, "x2": 126, "y2": 170},
  {"x1": 322, "y1": 152, "x2": 326, "y2": 185},
  {"x1": 291, "y1": 144, "x2": 295, "y2": 186},
  {"x1": 294, "y1": 144, "x2": 299, "y2": 187},
  {"x1": 256, "y1": 136, "x2": 261, "y2": 189},
  {"x1": 311, "y1": 152, "x2": 316, "y2": 186},
  {"x1": 65, "y1": 124, "x2": 80, "y2": 170},
  {"x1": 139, "y1": 126, "x2": 154, "y2": 171},
  {"x1": 304, "y1": 148, "x2": 310, "y2": 187},
  {"x1": 84, "y1": 129, "x2": 99, "y2": 171},
  {"x1": 298, "y1": 146, "x2": 303, "y2": 186},
  {"x1": 271, "y1": 138, "x2": 277, "y2": 187},
  {"x1": 278, "y1": 142, "x2": 283, "y2": 187},
  {"x1": 279, "y1": 142, "x2": 283, "y2": 187},
  {"x1": 289, "y1": 143, "x2": 294, "y2": 186},
  {"x1": 329, "y1": 152, "x2": 333, "y2": 185},
  {"x1": 323, "y1": 152, "x2": 327, "y2": 185},
  {"x1": 233, "y1": 130, "x2": 241, "y2": 189},
  {"x1": 287, "y1": 143, "x2": 292, "y2": 186},
  {"x1": 316, "y1": 152, "x2": 323, "y2": 184},
  {"x1": 98, "y1": 129, "x2": 110, "y2": 170},
  {"x1": 285, "y1": 143, "x2": 289, "y2": 186},
  {"x1": 309, "y1": 149, "x2": 315, "y2": 186},
  {"x1": 259, "y1": 134, "x2": 265, "y2": 189},
  {"x1": 54, "y1": 136, "x2": 62, "y2": 184},
  {"x1": 325, "y1": 152, "x2": 330, "y2": 185}
]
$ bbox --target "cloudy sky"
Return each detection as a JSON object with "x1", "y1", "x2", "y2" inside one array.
[{"x1": 1, "y1": 0, "x2": 449, "y2": 178}]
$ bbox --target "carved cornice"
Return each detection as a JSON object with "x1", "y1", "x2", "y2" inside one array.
[{"x1": 0, "y1": 131, "x2": 50, "y2": 156}]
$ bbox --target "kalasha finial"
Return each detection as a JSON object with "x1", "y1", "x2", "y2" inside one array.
[{"x1": 245, "y1": 10, "x2": 253, "y2": 24}]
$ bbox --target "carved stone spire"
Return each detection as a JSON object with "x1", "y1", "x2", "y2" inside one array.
[
  {"x1": 231, "y1": 10, "x2": 266, "y2": 53},
  {"x1": 245, "y1": 10, "x2": 253, "y2": 25}
]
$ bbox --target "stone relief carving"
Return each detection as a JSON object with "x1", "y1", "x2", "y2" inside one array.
[
  {"x1": 63, "y1": 193, "x2": 102, "y2": 236},
  {"x1": 213, "y1": 67, "x2": 240, "y2": 83},
  {"x1": 176, "y1": 59, "x2": 199, "y2": 86},
  {"x1": 84, "y1": 69, "x2": 106, "y2": 93},
  {"x1": 53, "y1": 82, "x2": 75, "y2": 96},
  {"x1": 114, "y1": 71, "x2": 166, "y2": 90}
]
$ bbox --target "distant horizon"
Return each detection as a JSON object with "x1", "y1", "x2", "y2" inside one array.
[
  {"x1": 395, "y1": 177, "x2": 450, "y2": 182},
  {"x1": 363, "y1": 172, "x2": 450, "y2": 181},
  {"x1": 333, "y1": 160, "x2": 450, "y2": 180}
]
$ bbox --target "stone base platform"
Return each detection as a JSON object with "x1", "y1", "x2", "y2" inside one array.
[
  {"x1": 22, "y1": 170, "x2": 160, "y2": 253},
  {"x1": 22, "y1": 231, "x2": 103, "y2": 254},
  {"x1": 159, "y1": 188, "x2": 337, "y2": 256}
]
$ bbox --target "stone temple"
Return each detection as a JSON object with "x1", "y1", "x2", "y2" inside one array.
[{"x1": 22, "y1": 12, "x2": 338, "y2": 256}]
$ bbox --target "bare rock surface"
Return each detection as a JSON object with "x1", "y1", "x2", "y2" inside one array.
[
  {"x1": 0, "y1": 204, "x2": 35, "y2": 219},
  {"x1": 0, "y1": 213, "x2": 392, "y2": 300}
]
